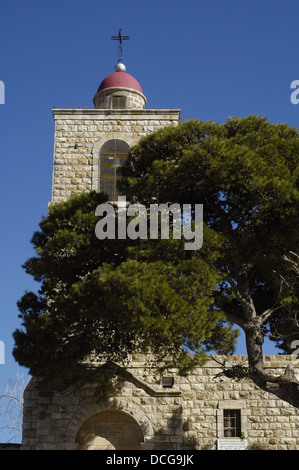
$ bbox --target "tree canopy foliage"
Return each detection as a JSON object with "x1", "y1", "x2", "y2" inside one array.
[
  {"x1": 13, "y1": 192, "x2": 236, "y2": 382},
  {"x1": 119, "y1": 116, "x2": 299, "y2": 349},
  {"x1": 118, "y1": 115, "x2": 299, "y2": 405},
  {"x1": 13, "y1": 115, "x2": 299, "y2": 405}
]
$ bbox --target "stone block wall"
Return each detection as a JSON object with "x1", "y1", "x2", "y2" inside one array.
[
  {"x1": 21, "y1": 355, "x2": 299, "y2": 450},
  {"x1": 51, "y1": 108, "x2": 180, "y2": 203},
  {"x1": 93, "y1": 87, "x2": 146, "y2": 110}
]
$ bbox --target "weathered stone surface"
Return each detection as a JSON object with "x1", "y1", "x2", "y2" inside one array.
[
  {"x1": 21, "y1": 355, "x2": 299, "y2": 450},
  {"x1": 51, "y1": 108, "x2": 180, "y2": 203}
]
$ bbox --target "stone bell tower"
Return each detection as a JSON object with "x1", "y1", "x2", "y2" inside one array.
[{"x1": 51, "y1": 53, "x2": 180, "y2": 203}]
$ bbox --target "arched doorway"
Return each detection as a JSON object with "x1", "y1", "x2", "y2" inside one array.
[{"x1": 76, "y1": 410, "x2": 144, "y2": 450}]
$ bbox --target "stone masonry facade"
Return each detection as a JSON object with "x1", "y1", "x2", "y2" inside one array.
[
  {"x1": 21, "y1": 355, "x2": 299, "y2": 450},
  {"x1": 51, "y1": 108, "x2": 180, "y2": 203}
]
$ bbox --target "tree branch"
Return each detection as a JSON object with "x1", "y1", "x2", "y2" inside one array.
[{"x1": 259, "y1": 304, "x2": 283, "y2": 324}]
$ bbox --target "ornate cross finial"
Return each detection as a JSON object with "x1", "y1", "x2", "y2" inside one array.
[{"x1": 111, "y1": 27, "x2": 130, "y2": 59}]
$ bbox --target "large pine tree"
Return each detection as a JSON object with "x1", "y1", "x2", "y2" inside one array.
[
  {"x1": 13, "y1": 191, "x2": 235, "y2": 382},
  {"x1": 14, "y1": 115, "x2": 299, "y2": 406},
  {"x1": 118, "y1": 115, "x2": 299, "y2": 406}
]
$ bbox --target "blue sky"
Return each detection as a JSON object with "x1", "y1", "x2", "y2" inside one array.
[{"x1": 0, "y1": 0, "x2": 298, "y2": 440}]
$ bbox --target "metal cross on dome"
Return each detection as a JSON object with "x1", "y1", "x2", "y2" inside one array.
[{"x1": 111, "y1": 27, "x2": 130, "y2": 59}]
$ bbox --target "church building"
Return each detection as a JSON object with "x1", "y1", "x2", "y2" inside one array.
[{"x1": 20, "y1": 33, "x2": 299, "y2": 451}]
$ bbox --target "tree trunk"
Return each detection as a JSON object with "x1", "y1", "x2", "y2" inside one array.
[
  {"x1": 226, "y1": 270, "x2": 299, "y2": 409},
  {"x1": 244, "y1": 322, "x2": 299, "y2": 408}
]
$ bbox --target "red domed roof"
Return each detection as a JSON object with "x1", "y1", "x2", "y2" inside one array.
[{"x1": 98, "y1": 71, "x2": 143, "y2": 94}]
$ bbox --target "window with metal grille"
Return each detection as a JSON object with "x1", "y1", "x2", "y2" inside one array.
[
  {"x1": 223, "y1": 409, "x2": 241, "y2": 437},
  {"x1": 99, "y1": 139, "x2": 129, "y2": 200},
  {"x1": 111, "y1": 95, "x2": 126, "y2": 109}
]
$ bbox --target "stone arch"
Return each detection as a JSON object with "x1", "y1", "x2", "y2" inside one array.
[
  {"x1": 91, "y1": 134, "x2": 137, "y2": 193},
  {"x1": 76, "y1": 410, "x2": 143, "y2": 450},
  {"x1": 64, "y1": 398, "x2": 154, "y2": 450},
  {"x1": 98, "y1": 139, "x2": 130, "y2": 200}
]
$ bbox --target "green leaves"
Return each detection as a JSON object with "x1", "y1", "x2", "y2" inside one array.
[
  {"x1": 14, "y1": 189, "x2": 235, "y2": 381},
  {"x1": 13, "y1": 115, "x2": 299, "y2": 383},
  {"x1": 120, "y1": 115, "x2": 299, "y2": 351}
]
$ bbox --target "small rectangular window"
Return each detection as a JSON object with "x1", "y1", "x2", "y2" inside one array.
[
  {"x1": 223, "y1": 409, "x2": 241, "y2": 437},
  {"x1": 111, "y1": 96, "x2": 126, "y2": 109}
]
